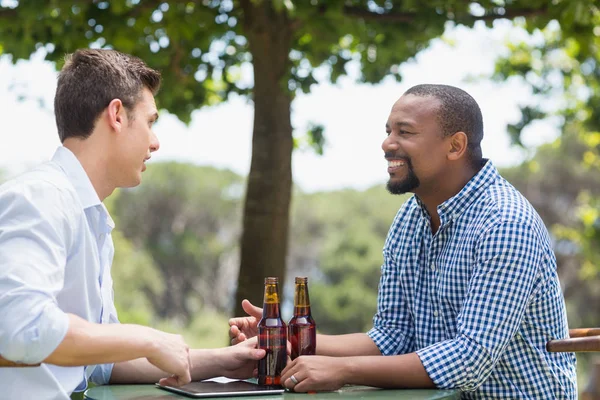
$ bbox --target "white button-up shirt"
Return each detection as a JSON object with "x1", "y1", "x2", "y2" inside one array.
[{"x1": 0, "y1": 146, "x2": 118, "y2": 400}]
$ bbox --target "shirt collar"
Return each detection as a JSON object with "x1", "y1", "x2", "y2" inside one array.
[
  {"x1": 52, "y1": 146, "x2": 102, "y2": 210},
  {"x1": 415, "y1": 159, "x2": 500, "y2": 226},
  {"x1": 438, "y1": 159, "x2": 499, "y2": 225}
]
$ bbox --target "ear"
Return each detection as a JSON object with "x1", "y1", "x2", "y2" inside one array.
[
  {"x1": 447, "y1": 131, "x2": 468, "y2": 161},
  {"x1": 106, "y1": 98, "x2": 126, "y2": 133}
]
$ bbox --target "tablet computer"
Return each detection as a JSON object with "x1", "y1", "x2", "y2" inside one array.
[{"x1": 156, "y1": 379, "x2": 285, "y2": 398}]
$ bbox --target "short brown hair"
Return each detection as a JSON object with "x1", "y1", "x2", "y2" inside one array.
[{"x1": 54, "y1": 49, "x2": 161, "y2": 142}]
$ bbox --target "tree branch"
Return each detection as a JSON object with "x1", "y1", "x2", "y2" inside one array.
[
  {"x1": 0, "y1": 6, "x2": 17, "y2": 19},
  {"x1": 470, "y1": 6, "x2": 549, "y2": 21},
  {"x1": 342, "y1": 6, "x2": 416, "y2": 23}
]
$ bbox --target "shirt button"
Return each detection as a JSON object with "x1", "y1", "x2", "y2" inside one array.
[
  {"x1": 430, "y1": 262, "x2": 436, "y2": 272},
  {"x1": 433, "y1": 310, "x2": 439, "y2": 317}
]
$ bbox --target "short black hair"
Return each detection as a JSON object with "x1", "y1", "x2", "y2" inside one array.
[{"x1": 404, "y1": 84, "x2": 483, "y2": 163}]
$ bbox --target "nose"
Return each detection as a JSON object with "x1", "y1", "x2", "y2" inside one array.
[
  {"x1": 150, "y1": 131, "x2": 160, "y2": 153},
  {"x1": 382, "y1": 134, "x2": 398, "y2": 153}
]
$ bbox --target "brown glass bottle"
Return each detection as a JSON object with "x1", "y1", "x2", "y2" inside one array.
[
  {"x1": 288, "y1": 277, "x2": 316, "y2": 360},
  {"x1": 257, "y1": 277, "x2": 287, "y2": 386}
]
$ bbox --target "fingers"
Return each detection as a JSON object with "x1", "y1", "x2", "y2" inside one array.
[
  {"x1": 159, "y1": 369, "x2": 191, "y2": 387},
  {"x1": 280, "y1": 358, "x2": 296, "y2": 382},
  {"x1": 234, "y1": 337, "x2": 265, "y2": 359},
  {"x1": 147, "y1": 329, "x2": 191, "y2": 386},
  {"x1": 283, "y1": 371, "x2": 304, "y2": 392},
  {"x1": 230, "y1": 332, "x2": 246, "y2": 345},
  {"x1": 179, "y1": 369, "x2": 192, "y2": 386},
  {"x1": 229, "y1": 299, "x2": 262, "y2": 345},
  {"x1": 228, "y1": 318, "x2": 247, "y2": 329},
  {"x1": 229, "y1": 325, "x2": 240, "y2": 343},
  {"x1": 246, "y1": 338, "x2": 265, "y2": 359},
  {"x1": 159, "y1": 376, "x2": 178, "y2": 387},
  {"x1": 241, "y1": 299, "x2": 263, "y2": 319}
]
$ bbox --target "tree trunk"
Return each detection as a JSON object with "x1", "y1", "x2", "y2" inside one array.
[{"x1": 235, "y1": 1, "x2": 294, "y2": 316}]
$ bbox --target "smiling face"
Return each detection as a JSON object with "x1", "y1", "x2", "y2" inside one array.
[
  {"x1": 383, "y1": 94, "x2": 452, "y2": 196},
  {"x1": 114, "y1": 88, "x2": 160, "y2": 188}
]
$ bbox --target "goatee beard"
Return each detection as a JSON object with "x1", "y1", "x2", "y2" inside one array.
[{"x1": 386, "y1": 160, "x2": 420, "y2": 195}]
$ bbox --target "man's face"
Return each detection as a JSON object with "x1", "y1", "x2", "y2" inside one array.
[
  {"x1": 115, "y1": 88, "x2": 160, "y2": 187},
  {"x1": 382, "y1": 94, "x2": 450, "y2": 196}
]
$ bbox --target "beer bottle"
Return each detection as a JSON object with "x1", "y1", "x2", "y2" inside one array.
[
  {"x1": 288, "y1": 276, "x2": 316, "y2": 359},
  {"x1": 257, "y1": 277, "x2": 287, "y2": 386}
]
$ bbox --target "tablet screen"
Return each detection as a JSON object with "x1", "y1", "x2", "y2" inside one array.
[{"x1": 156, "y1": 380, "x2": 285, "y2": 398}]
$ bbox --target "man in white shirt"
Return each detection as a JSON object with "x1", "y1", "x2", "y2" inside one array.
[{"x1": 0, "y1": 49, "x2": 265, "y2": 400}]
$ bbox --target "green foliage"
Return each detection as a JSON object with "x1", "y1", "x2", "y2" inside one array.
[
  {"x1": 153, "y1": 311, "x2": 232, "y2": 349},
  {"x1": 110, "y1": 162, "x2": 244, "y2": 322},
  {"x1": 289, "y1": 186, "x2": 410, "y2": 334},
  {"x1": 491, "y1": 4, "x2": 600, "y2": 284},
  {"x1": 2, "y1": 0, "x2": 588, "y2": 335},
  {"x1": 110, "y1": 230, "x2": 164, "y2": 326},
  {"x1": 104, "y1": 159, "x2": 409, "y2": 336},
  {"x1": 0, "y1": 1, "x2": 581, "y2": 123},
  {"x1": 293, "y1": 123, "x2": 326, "y2": 155},
  {"x1": 499, "y1": 129, "x2": 600, "y2": 390},
  {"x1": 501, "y1": 131, "x2": 600, "y2": 298}
]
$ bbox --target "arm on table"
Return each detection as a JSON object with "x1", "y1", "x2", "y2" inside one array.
[
  {"x1": 280, "y1": 352, "x2": 434, "y2": 392},
  {"x1": 110, "y1": 338, "x2": 265, "y2": 384},
  {"x1": 51, "y1": 314, "x2": 192, "y2": 386},
  {"x1": 316, "y1": 333, "x2": 381, "y2": 357}
]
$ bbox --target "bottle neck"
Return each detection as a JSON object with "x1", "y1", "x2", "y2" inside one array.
[
  {"x1": 293, "y1": 283, "x2": 311, "y2": 316},
  {"x1": 263, "y1": 302, "x2": 282, "y2": 318},
  {"x1": 262, "y1": 282, "x2": 282, "y2": 318},
  {"x1": 293, "y1": 305, "x2": 312, "y2": 316}
]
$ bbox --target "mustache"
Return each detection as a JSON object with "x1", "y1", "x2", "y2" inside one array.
[{"x1": 385, "y1": 152, "x2": 411, "y2": 161}]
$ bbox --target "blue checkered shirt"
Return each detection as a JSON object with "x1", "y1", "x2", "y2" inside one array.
[{"x1": 367, "y1": 160, "x2": 577, "y2": 399}]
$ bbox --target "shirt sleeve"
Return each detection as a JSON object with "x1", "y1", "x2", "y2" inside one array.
[
  {"x1": 0, "y1": 181, "x2": 74, "y2": 364},
  {"x1": 367, "y1": 248, "x2": 415, "y2": 355},
  {"x1": 417, "y1": 220, "x2": 544, "y2": 392}
]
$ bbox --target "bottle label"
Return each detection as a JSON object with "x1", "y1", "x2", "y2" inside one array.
[
  {"x1": 258, "y1": 326, "x2": 287, "y2": 385},
  {"x1": 289, "y1": 324, "x2": 316, "y2": 359}
]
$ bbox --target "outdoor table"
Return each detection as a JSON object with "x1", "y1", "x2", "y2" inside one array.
[{"x1": 84, "y1": 384, "x2": 460, "y2": 400}]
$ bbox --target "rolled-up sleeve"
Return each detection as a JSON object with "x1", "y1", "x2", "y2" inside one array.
[
  {"x1": 0, "y1": 181, "x2": 73, "y2": 363},
  {"x1": 417, "y1": 220, "x2": 543, "y2": 391},
  {"x1": 88, "y1": 362, "x2": 114, "y2": 385}
]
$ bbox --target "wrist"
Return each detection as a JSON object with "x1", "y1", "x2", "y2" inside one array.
[
  {"x1": 339, "y1": 357, "x2": 355, "y2": 384},
  {"x1": 211, "y1": 347, "x2": 230, "y2": 376},
  {"x1": 135, "y1": 325, "x2": 161, "y2": 359},
  {"x1": 190, "y1": 348, "x2": 220, "y2": 380}
]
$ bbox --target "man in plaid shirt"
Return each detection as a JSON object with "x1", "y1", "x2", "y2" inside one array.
[{"x1": 230, "y1": 84, "x2": 577, "y2": 399}]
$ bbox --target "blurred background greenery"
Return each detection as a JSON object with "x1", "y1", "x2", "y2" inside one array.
[{"x1": 1, "y1": 0, "x2": 599, "y2": 397}]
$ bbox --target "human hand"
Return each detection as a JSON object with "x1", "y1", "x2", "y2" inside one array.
[
  {"x1": 228, "y1": 299, "x2": 262, "y2": 345},
  {"x1": 145, "y1": 329, "x2": 192, "y2": 387},
  {"x1": 280, "y1": 356, "x2": 349, "y2": 392},
  {"x1": 217, "y1": 337, "x2": 266, "y2": 379}
]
